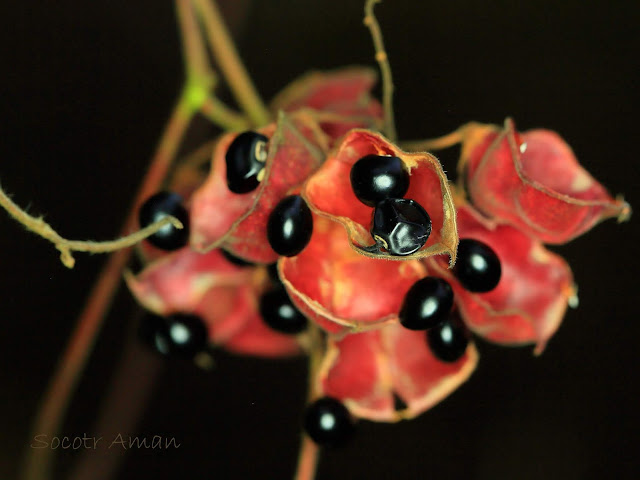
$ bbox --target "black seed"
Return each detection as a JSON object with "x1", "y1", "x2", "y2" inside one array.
[
  {"x1": 350, "y1": 154, "x2": 409, "y2": 206},
  {"x1": 138, "y1": 314, "x2": 172, "y2": 356},
  {"x1": 426, "y1": 313, "x2": 470, "y2": 363},
  {"x1": 165, "y1": 313, "x2": 208, "y2": 357},
  {"x1": 304, "y1": 397, "x2": 354, "y2": 447},
  {"x1": 221, "y1": 248, "x2": 254, "y2": 267},
  {"x1": 399, "y1": 277, "x2": 454, "y2": 330},
  {"x1": 392, "y1": 392, "x2": 408, "y2": 411},
  {"x1": 259, "y1": 288, "x2": 307, "y2": 334},
  {"x1": 138, "y1": 313, "x2": 208, "y2": 358},
  {"x1": 225, "y1": 131, "x2": 269, "y2": 193},
  {"x1": 453, "y1": 239, "x2": 501, "y2": 293},
  {"x1": 370, "y1": 198, "x2": 431, "y2": 256},
  {"x1": 139, "y1": 192, "x2": 189, "y2": 251},
  {"x1": 267, "y1": 195, "x2": 313, "y2": 257}
]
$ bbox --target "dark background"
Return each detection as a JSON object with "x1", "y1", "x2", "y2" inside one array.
[{"x1": 0, "y1": 1, "x2": 638, "y2": 479}]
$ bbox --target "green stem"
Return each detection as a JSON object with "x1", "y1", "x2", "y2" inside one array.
[{"x1": 193, "y1": 0, "x2": 271, "y2": 127}]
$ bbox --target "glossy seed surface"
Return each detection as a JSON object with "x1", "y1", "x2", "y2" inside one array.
[
  {"x1": 267, "y1": 195, "x2": 313, "y2": 257},
  {"x1": 426, "y1": 313, "x2": 470, "y2": 363},
  {"x1": 138, "y1": 191, "x2": 189, "y2": 251},
  {"x1": 371, "y1": 198, "x2": 431, "y2": 256},
  {"x1": 453, "y1": 239, "x2": 501, "y2": 293},
  {"x1": 259, "y1": 287, "x2": 307, "y2": 334},
  {"x1": 304, "y1": 397, "x2": 354, "y2": 447},
  {"x1": 350, "y1": 154, "x2": 409, "y2": 207},
  {"x1": 399, "y1": 277, "x2": 454, "y2": 330},
  {"x1": 165, "y1": 313, "x2": 208, "y2": 357},
  {"x1": 225, "y1": 131, "x2": 269, "y2": 194}
]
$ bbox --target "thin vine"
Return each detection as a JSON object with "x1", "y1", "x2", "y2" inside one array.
[
  {"x1": 0, "y1": 185, "x2": 183, "y2": 268},
  {"x1": 364, "y1": 0, "x2": 397, "y2": 142}
]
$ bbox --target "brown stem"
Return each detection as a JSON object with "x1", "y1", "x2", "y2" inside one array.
[
  {"x1": 294, "y1": 436, "x2": 320, "y2": 480},
  {"x1": 177, "y1": 0, "x2": 250, "y2": 132},
  {"x1": 65, "y1": 328, "x2": 164, "y2": 480},
  {"x1": 401, "y1": 128, "x2": 466, "y2": 152},
  {"x1": 193, "y1": 0, "x2": 271, "y2": 127},
  {"x1": 176, "y1": 0, "x2": 212, "y2": 80},
  {"x1": 21, "y1": 97, "x2": 193, "y2": 480},
  {"x1": 200, "y1": 96, "x2": 250, "y2": 131},
  {"x1": 293, "y1": 326, "x2": 324, "y2": 480},
  {"x1": 364, "y1": 0, "x2": 397, "y2": 142}
]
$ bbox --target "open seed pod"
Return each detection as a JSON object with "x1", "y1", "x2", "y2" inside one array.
[
  {"x1": 126, "y1": 247, "x2": 301, "y2": 357},
  {"x1": 315, "y1": 323, "x2": 478, "y2": 422},
  {"x1": 425, "y1": 202, "x2": 576, "y2": 354},
  {"x1": 302, "y1": 129, "x2": 458, "y2": 264},
  {"x1": 458, "y1": 118, "x2": 631, "y2": 244},
  {"x1": 189, "y1": 111, "x2": 328, "y2": 263},
  {"x1": 279, "y1": 215, "x2": 426, "y2": 334}
]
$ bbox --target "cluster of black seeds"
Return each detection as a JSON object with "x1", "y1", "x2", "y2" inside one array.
[
  {"x1": 137, "y1": 192, "x2": 207, "y2": 360},
  {"x1": 138, "y1": 141, "x2": 504, "y2": 445},
  {"x1": 350, "y1": 154, "x2": 431, "y2": 256},
  {"x1": 225, "y1": 130, "x2": 315, "y2": 258},
  {"x1": 399, "y1": 238, "x2": 502, "y2": 362}
]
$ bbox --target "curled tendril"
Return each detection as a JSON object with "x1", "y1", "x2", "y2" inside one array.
[{"x1": 0, "y1": 183, "x2": 183, "y2": 268}]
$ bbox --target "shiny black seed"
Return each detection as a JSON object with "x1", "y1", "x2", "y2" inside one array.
[
  {"x1": 225, "y1": 131, "x2": 269, "y2": 193},
  {"x1": 138, "y1": 314, "x2": 172, "y2": 356},
  {"x1": 221, "y1": 248, "x2": 254, "y2": 267},
  {"x1": 399, "y1": 277, "x2": 454, "y2": 330},
  {"x1": 304, "y1": 397, "x2": 354, "y2": 447},
  {"x1": 350, "y1": 154, "x2": 409, "y2": 206},
  {"x1": 165, "y1": 313, "x2": 208, "y2": 357},
  {"x1": 370, "y1": 198, "x2": 431, "y2": 256},
  {"x1": 426, "y1": 313, "x2": 470, "y2": 363},
  {"x1": 138, "y1": 191, "x2": 189, "y2": 251},
  {"x1": 137, "y1": 313, "x2": 208, "y2": 358},
  {"x1": 259, "y1": 288, "x2": 307, "y2": 334},
  {"x1": 453, "y1": 239, "x2": 501, "y2": 293},
  {"x1": 267, "y1": 195, "x2": 313, "y2": 257}
]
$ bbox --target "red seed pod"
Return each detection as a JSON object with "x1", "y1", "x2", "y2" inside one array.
[
  {"x1": 426, "y1": 201, "x2": 576, "y2": 354},
  {"x1": 459, "y1": 118, "x2": 631, "y2": 244},
  {"x1": 303, "y1": 129, "x2": 458, "y2": 263},
  {"x1": 315, "y1": 323, "x2": 478, "y2": 422},
  {"x1": 279, "y1": 215, "x2": 425, "y2": 334},
  {"x1": 126, "y1": 247, "x2": 300, "y2": 358},
  {"x1": 189, "y1": 112, "x2": 328, "y2": 263},
  {"x1": 270, "y1": 67, "x2": 383, "y2": 141}
]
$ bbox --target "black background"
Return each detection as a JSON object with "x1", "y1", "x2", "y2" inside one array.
[{"x1": 0, "y1": 1, "x2": 638, "y2": 479}]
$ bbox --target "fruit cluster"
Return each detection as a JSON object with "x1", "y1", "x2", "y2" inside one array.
[{"x1": 126, "y1": 68, "x2": 629, "y2": 445}]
